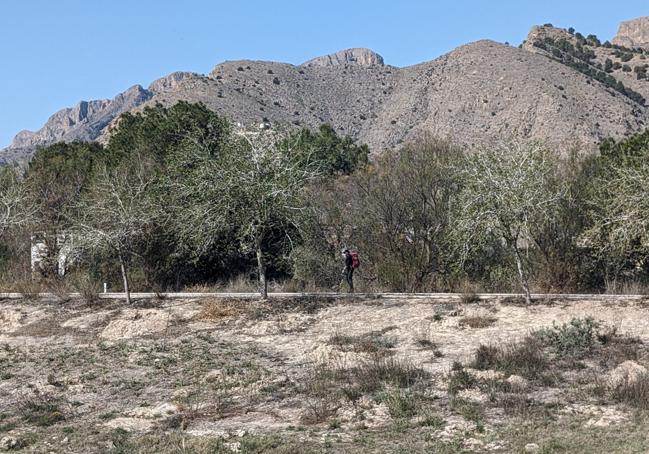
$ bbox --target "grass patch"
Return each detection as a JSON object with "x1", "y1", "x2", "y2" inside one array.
[
  {"x1": 610, "y1": 371, "x2": 649, "y2": 410},
  {"x1": 19, "y1": 394, "x2": 66, "y2": 427},
  {"x1": 447, "y1": 362, "x2": 477, "y2": 395},
  {"x1": 349, "y1": 355, "x2": 429, "y2": 393},
  {"x1": 300, "y1": 355, "x2": 430, "y2": 424},
  {"x1": 459, "y1": 314, "x2": 497, "y2": 329},
  {"x1": 329, "y1": 326, "x2": 398, "y2": 354},
  {"x1": 450, "y1": 398, "x2": 485, "y2": 432},
  {"x1": 195, "y1": 299, "x2": 241, "y2": 320},
  {"x1": 460, "y1": 293, "x2": 480, "y2": 305},
  {"x1": 377, "y1": 387, "x2": 419, "y2": 419},
  {"x1": 473, "y1": 336, "x2": 547, "y2": 380}
]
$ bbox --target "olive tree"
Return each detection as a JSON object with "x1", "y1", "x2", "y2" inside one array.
[
  {"x1": 171, "y1": 129, "x2": 324, "y2": 298},
  {"x1": 24, "y1": 142, "x2": 103, "y2": 275},
  {"x1": 586, "y1": 159, "x2": 649, "y2": 287},
  {"x1": 67, "y1": 155, "x2": 161, "y2": 303},
  {"x1": 0, "y1": 166, "x2": 35, "y2": 237},
  {"x1": 456, "y1": 142, "x2": 566, "y2": 303}
]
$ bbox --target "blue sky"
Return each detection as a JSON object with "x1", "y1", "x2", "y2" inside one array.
[{"x1": 1, "y1": 0, "x2": 647, "y2": 148}]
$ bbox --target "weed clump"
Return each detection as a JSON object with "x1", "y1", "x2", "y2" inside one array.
[
  {"x1": 329, "y1": 327, "x2": 397, "y2": 355},
  {"x1": 300, "y1": 355, "x2": 429, "y2": 424},
  {"x1": 473, "y1": 336, "x2": 547, "y2": 380},
  {"x1": 460, "y1": 293, "x2": 481, "y2": 305},
  {"x1": 447, "y1": 363, "x2": 477, "y2": 395},
  {"x1": 19, "y1": 394, "x2": 65, "y2": 427},
  {"x1": 459, "y1": 314, "x2": 497, "y2": 329},
  {"x1": 533, "y1": 317, "x2": 600, "y2": 357},
  {"x1": 610, "y1": 371, "x2": 649, "y2": 410},
  {"x1": 195, "y1": 299, "x2": 241, "y2": 320}
]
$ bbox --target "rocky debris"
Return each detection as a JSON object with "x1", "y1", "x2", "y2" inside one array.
[
  {"x1": 457, "y1": 388, "x2": 489, "y2": 403},
  {"x1": 0, "y1": 436, "x2": 19, "y2": 451},
  {"x1": 607, "y1": 360, "x2": 648, "y2": 388},
  {"x1": 301, "y1": 48, "x2": 385, "y2": 67},
  {"x1": 434, "y1": 415, "x2": 480, "y2": 442},
  {"x1": 462, "y1": 437, "x2": 485, "y2": 451},
  {"x1": 466, "y1": 368, "x2": 504, "y2": 381},
  {"x1": 506, "y1": 374, "x2": 528, "y2": 391},
  {"x1": 100, "y1": 309, "x2": 170, "y2": 340},
  {"x1": 613, "y1": 16, "x2": 649, "y2": 49},
  {"x1": 203, "y1": 369, "x2": 224, "y2": 383},
  {"x1": 128, "y1": 402, "x2": 179, "y2": 419},
  {"x1": 104, "y1": 403, "x2": 180, "y2": 433},
  {"x1": 0, "y1": 309, "x2": 24, "y2": 333},
  {"x1": 104, "y1": 417, "x2": 155, "y2": 432},
  {"x1": 584, "y1": 410, "x2": 628, "y2": 428},
  {"x1": 223, "y1": 441, "x2": 241, "y2": 452},
  {"x1": 524, "y1": 443, "x2": 540, "y2": 453},
  {"x1": 560, "y1": 403, "x2": 629, "y2": 428},
  {"x1": 335, "y1": 400, "x2": 391, "y2": 429}
]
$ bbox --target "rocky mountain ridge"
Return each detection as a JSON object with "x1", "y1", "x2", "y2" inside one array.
[
  {"x1": 5, "y1": 18, "x2": 649, "y2": 163},
  {"x1": 301, "y1": 48, "x2": 385, "y2": 67},
  {"x1": 613, "y1": 16, "x2": 649, "y2": 49}
]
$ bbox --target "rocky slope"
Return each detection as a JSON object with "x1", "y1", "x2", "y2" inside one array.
[
  {"x1": 523, "y1": 24, "x2": 649, "y2": 104},
  {"x1": 5, "y1": 17, "x2": 649, "y2": 163},
  {"x1": 613, "y1": 16, "x2": 649, "y2": 49}
]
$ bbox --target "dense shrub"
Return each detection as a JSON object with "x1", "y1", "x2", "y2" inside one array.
[{"x1": 533, "y1": 317, "x2": 601, "y2": 357}]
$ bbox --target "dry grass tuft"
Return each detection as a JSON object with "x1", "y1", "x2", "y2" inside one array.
[
  {"x1": 460, "y1": 292, "x2": 481, "y2": 305},
  {"x1": 19, "y1": 394, "x2": 66, "y2": 427},
  {"x1": 195, "y1": 299, "x2": 242, "y2": 320},
  {"x1": 459, "y1": 314, "x2": 497, "y2": 329},
  {"x1": 610, "y1": 371, "x2": 649, "y2": 410},
  {"x1": 328, "y1": 326, "x2": 398, "y2": 355},
  {"x1": 473, "y1": 336, "x2": 547, "y2": 380},
  {"x1": 13, "y1": 278, "x2": 45, "y2": 301},
  {"x1": 69, "y1": 273, "x2": 101, "y2": 304}
]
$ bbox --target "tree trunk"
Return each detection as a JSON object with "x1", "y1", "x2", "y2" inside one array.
[
  {"x1": 118, "y1": 252, "x2": 131, "y2": 304},
  {"x1": 513, "y1": 246, "x2": 531, "y2": 304},
  {"x1": 256, "y1": 245, "x2": 268, "y2": 299}
]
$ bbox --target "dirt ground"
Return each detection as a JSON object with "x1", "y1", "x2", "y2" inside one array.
[{"x1": 2, "y1": 295, "x2": 649, "y2": 453}]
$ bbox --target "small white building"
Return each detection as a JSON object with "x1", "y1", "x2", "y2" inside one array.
[{"x1": 30, "y1": 232, "x2": 70, "y2": 276}]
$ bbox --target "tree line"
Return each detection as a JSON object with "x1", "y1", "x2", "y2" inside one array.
[{"x1": 2, "y1": 101, "x2": 649, "y2": 299}]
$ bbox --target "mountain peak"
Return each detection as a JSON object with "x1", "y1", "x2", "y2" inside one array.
[
  {"x1": 301, "y1": 48, "x2": 385, "y2": 67},
  {"x1": 613, "y1": 16, "x2": 649, "y2": 49}
]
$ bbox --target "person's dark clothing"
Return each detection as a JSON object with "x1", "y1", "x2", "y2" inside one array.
[{"x1": 343, "y1": 252, "x2": 354, "y2": 292}]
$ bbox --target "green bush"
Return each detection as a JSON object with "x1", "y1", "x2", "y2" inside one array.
[
  {"x1": 473, "y1": 336, "x2": 547, "y2": 379},
  {"x1": 533, "y1": 317, "x2": 600, "y2": 357}
]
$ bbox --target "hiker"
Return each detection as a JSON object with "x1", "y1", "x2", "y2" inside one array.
[{"x1": 342, "y1": 248, "x2": 359, "y2": 293}]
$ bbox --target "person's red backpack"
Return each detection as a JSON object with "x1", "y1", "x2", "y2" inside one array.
[{"x1": 351, "y1": 250, "x2": 360, "y2": 269}]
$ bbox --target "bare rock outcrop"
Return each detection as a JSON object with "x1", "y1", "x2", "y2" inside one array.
[
  {"x1": 301, "y1": 48, "x2": 384, "y2": 67},
  {"x1": 148, "y1": 71, "x2": 201, "y2": 94},
  {"x1": 613, "y1": 16, "x2": 649, "y2": 49},
  {"x1": 2, "y1": 84, "x2": 152, "y2": 163}
]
